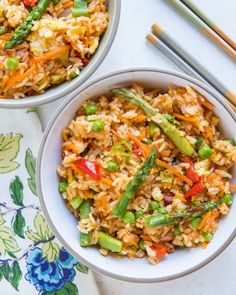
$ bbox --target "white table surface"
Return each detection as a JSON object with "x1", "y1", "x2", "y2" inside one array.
[{"x1": 37, "y1": 0, "x2": 236, "y2": 294}]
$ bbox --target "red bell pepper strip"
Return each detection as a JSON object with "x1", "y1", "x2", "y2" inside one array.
[
  {"x1": 22, "y1": 0, "x2": 38, "y2": 6},
  {"x1": 183, "y1": 157, "x2": 199, "y2": 183},
  {"x1": 132, "y1": 146, "x2": 142, "y2": 156},
  {"x1": 184, "y1": 177, "x2": 205, "y2": 199},
  {"x1": 75, "y1": 158, "x2": 101, "y2": 181},
  {"x1": 151, "y1": 243, "x2": 169, "y2": 261}
]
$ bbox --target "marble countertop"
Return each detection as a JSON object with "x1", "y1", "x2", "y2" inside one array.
[{"x1": 37, "y1": 0, "x2": 236, "y2": 294}]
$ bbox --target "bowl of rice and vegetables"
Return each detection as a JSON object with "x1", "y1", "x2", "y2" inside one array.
[
  {"x1": 0, "y1": 0, "x2": 120, "y2": 107},
  {"x1": 37, "y1": 69, "x2": 236, "y2": 282}
]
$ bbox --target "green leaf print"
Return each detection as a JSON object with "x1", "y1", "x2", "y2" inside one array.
[
  {"x1": 76, "y1": 263, "x2": 89, "y2": 274},
  {"x1": 25, "y1": 149, "x2": 37, "y2": 196},
  {"x1": 25, "y1": 212, "x2": 53, "y2": 242},
  {"x1": 10, "y1": 176, "x2": 24, "y2": 206},
  {"x1": 42, "y1": 241, "x2": 60, "y2": 263},
  {"x1": 0, "y1": 265, "x2": 3, "y2": 281},
  {"x1": 1, "y1": 262, "x2": 11, "y2": 282},
  {"x1": 0, "y1": 214, "x2": 20, "y2": 255},
  {"x1": 56, "y1": 281, "x2": 79, "y2": 295},
  {"x1": 10, "y1": 261, "x2": 22, "y2": 291},
  {"x1": 0, "y1": 133, "x2": 22, "y2": 174},
  {"x1": 13, "y1": 211, "x2": 25, "y2": 238}
]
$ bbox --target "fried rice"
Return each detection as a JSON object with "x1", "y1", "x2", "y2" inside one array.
[
  {"x1": 57, "y1": 84, "x2": 236, "y2": 265},
  {"x1": 0, "y1": 0, "x2": 108, "y2": 98}
]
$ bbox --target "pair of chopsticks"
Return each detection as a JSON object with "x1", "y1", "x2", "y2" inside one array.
[
  {"x1": 146, "y1": 24, "x2": 236, "y2": 111},
  {"x1": 167, "y1": 0, "x2": 236, "y2": 61}
]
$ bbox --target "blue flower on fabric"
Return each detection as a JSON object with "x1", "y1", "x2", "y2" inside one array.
[{"x1": 25, "y1": 247, "x2": 78, "y2": 292}]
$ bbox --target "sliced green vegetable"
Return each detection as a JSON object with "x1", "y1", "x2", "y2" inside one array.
[
  {"x1": 0, "y1": 25, "x2": 7, "y2": 35},
  {"x1": 69, "y1": 71, "x2": 78, "y2": 80},
  {"x1": 173, "y1": 226, "x2": 181, "y2": 236},
  {"x1": 70, "y1": 195, "x2": 83, "y2": 209},
  {"x1": 149, "y1": 200, "x2": 159, "y2": 211},
  {"x1": 72, "y1": 0, "x2": 89, "y2": 17},
  {"x1": 112, "y1": 88, "x2": 194, "y2": 156},
  {"x1": 149, "y1": 122, "x2": 160, "y2": 137},
  {"x1": 4, "y1": 0, "x2": 52, "y2": 49},
  {"x1": 143, "y1": 138, "x2": 153, "y2": 145},
  {"x1": 79, "y1": 200, "x2": 93, "y2": 246},
  {"x1": 202, "y1": 231, "x2": 213, "y2": 242},
  {"x1": 139, "y1": 240, "x2": 145, "y2": 250},
  {"x1": 195, "y1": 137, "x2": 203, "y2": 149},
  {"x1": 135, "y1": 210, "x2": 144, "y2": 219},
  {"x1": 98, "y1": 231, "x2": 123, "y2": 252},
  {"x1": 198, "y1": 144, "x2": 213, "y2": 159},
  {"x1": 191, "y1": 200, "x2": 202, "y2": 207},
  {"x1": 112, "y1": 147, "x2": 158, "y2": 218},
  {"x1": 51, "y1": 75, "x2": 63, "y2": 85},
  {"x1": 190, "y1": 217, "x2": 202, "y2": 229},
  {"x1": 164, "y1": 114, "x2": 180, "y2": 126}
]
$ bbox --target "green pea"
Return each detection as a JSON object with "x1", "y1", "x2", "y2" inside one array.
[
  {"x1": 195, "y1": 137, "x2": 203, "y2": 149},
  {"x1": 69, "y1": 71, "x2": 78, "y2": 80},
  {"x1": 5, "y1": 57, "x2": 19, "y2": 70},
  {"x1": 149, "y1": 200, "x2": 159, "y2": 211},
  {"x1": 85, "y1": 104, "x2": 97, "y2": 115},
  {"x1": 143, "y1": 138, "x2": 153, "y2": 145},
  {"x1": 123, "y1": 211, "x2": 136, "y2": 224},
  {"x1": 190, "y1": 217, "x2": 202, "y2": 229},
  {"x1": 92, "y1": 120, "x2": 105, "y2": 132},
  {"x1": 191, "y1": 200, "x2": 202, "y2": 206},
  {"x1": 221, "y1": 194, "x2": 233, "y2": 205},
  {"x1": 135, "y1": 210, "x2": 144, "y2": 219},
  {"x1": 58, "y1": 181, "x2": 68, "y2": 193},
  {"x1": 107, "y1": 160, "x2": 118, "y2": 172},
  {"x1": 149, "y1": 122, "x2": 160, "y2": 137},
  {"x1": 202, "y1": 231, "x2": 213, "y2": 242},
  {"x1": 51, "y1": 75, "x2": 63, "y2": 85},
  {"x1": 139, "y1": 240, "x2": 145, "y2": 250},
  {"x1": 70, "y1": 196, "x2": 83, "y2": 209},
  {"x1": 173, "y1": 226, "x2": 181, "y2": 236},
  {"x1": 198, "y1": 144, "x2": 213, "y2": 159},
  {"x1": 0, "y1": 25, "x2": 7, "y2": 35}
]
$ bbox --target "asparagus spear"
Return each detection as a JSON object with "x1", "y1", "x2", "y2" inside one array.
[
  {"x1": 4, "y1": 0, "x2": 52, "y2": 49},
  {"x1": 98, "y1": 232, "x2": 123, "y2": 252},
  {"x1": 145, "y1": 201, "x2": 220, "y2": 227},
  {"x1": 79, "y1": 199, "x2": 93, "y2": 246},
  {"x1": 111, "y1": 88, "x2": 194, "y2": 156},
  {"x1": 112, "y1": 147, "x2": 158, "y2": 218}
]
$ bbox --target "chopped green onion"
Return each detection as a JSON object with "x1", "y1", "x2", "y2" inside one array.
[
  {"x1": 143, "y1": 138, "x2": 153, "y2": 145},
  {"x1": 149, "y1": 122, "x2": 160, "y2": 137},
  {"x1": 158, "y1": 207, "x2": 167, "y2": 214},
  {"x1": 149, "y1": 201, "x2": 159, "y2": 211},
  {"x1": 160, "y1": 169, "x2": 173, "y2": 183},
  {"x1": 190, "y1": 217, "x2": 202, "y2": 229},
  {"x1": 51, "y1": 75, "x2": 63, "y2": 85},
  {"x1": 139, "y1": 240, "x2": 145, "y2": 250},
  {"x1": 164, "y1": 114, "x2": 180, "y2": 126},
  {"x1": 195, "y1": 137, "x2": 203, "y2": 149},
  {"x1": 198, "y1": 144, "x2": 213, "y2": 159},
  {"x1": 69, "y1": 71, "x2": 78, "y2": 80},
  {"x1": 112, "y1": 140, "x2": 132, "y2": 157},
  {"x1": 173, "y1": 226, "x2": 181, "y2": 236},
  {"x1": 0, "y1": 26, "x2": 7, "y2": 35},
  {"x1": 72, "y1": 0, "x2": 89, "y2": 17},
  {"x1": 191, "y1": 200, "x2": 202, "y2": 206}
]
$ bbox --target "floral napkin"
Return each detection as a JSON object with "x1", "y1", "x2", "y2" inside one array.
[{"x1": 0, "y1": 109, "x2": 99, "y2": 295}]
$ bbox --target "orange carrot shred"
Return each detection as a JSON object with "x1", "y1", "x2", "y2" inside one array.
[
  {"x1": 34, "y1": 45, "x2": 70, "y2": 63},
  {"x1": 200, "y1": 99, "x2": 215, "y2": 111},
  {"x1": 229, "y1": 184, "x2": 236, "y2": 190},
  {"x1": 173, "y1": 113, "x2": 197, "y2": 122}
]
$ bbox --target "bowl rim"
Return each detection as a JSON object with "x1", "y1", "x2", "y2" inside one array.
[
  {"x1": 37, "y1": 67, "x2": 236, "y2": 283},
  {"x1": 0, "y1": 0, "x2": 121, "y2": 109}
]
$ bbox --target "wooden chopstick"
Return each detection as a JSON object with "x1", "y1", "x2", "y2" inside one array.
[
  {"x1": 147, "y1": 25, "x2": 236, "y2": 110},
  {"x1": 166, "y1": 0, "x2": 236, "y2": 61},
  {"x1": 180, "y1": 0, "x2": 236, "y2": 51}
]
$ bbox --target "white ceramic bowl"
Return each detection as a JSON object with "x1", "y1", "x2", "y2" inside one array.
[
  {"x1": 37, "y1": 68, "x2": 236, "y2": 282},
  {"x1": 1, "y1": 0, "x2": 121, "y2": 109}
]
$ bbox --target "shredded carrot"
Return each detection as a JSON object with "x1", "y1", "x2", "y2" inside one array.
[
  {"x1": 63, "y1": 144, "x2": 78, "y2": 152},
  {"x1": 205, "y1": 126, "x2": 212, "y2": 140},
  {"x1": 201, "y1": 242, "x2": 208, "y2": 249},
  {"x1": 68, "y1": 168, "x2": 73, "y2": 184},
  {"x1": 153, "y1": 133, "x2": 159, "y2": 140},
  {"x1": 0, "y1": 95, "x2": 12, "y2": 99},
  {"x1": 62, "y1": 129, "x2": 68, "y2": 141},
  {"x1": 173, "y1": 113, "x2": 197, "y2": 123},
  {"x1": 101, "y1": 177, "x2": 113, "y2": 186},
  {"x1": 198, "y1": 211, "x2": 212, "y2": 230},
  {"x1": 200, "y1": 99, "x2": 215, "y2": 111},
  {"x1": 229, "y1": 184, "x2": 236, "y2": 190},
  {"x1": 160, "y1": 150, "x2": 170, "y2": 157},
  {"x1": 4, "y1": 65, "x2": 35, "y2": 92},
  {"x1": 156, "y1": 158, "x2": 193, "y2": 186},
  {"x1": 69, "y1": 163, "x2": 84, "y2": 176},
  {"x1": 34, "y1": 45, "x2": 70, "y2": 63},
  {"x1": 175, "y1": 193, "x2": 187, "y2": 203},
  {"x1": 111, "y1": 129, "x2": 120, "y2": 139},
  {"x1": 128, "y1": 132, "x2": 151, "y2": 157},
  {"x1": 63, "y1": 1, "x2": 73, "y2": 8},
  {"x1": 140, "y1": 129, "x2": 146, "y2": 140},
  {"x1": 126, "y1": 236, "x2": 139, "y2": 249},
  {"x1": 0, "y1": 33, "x2": 12, "y2": 40},
  {"x1": 135, "y1": 114, "x2": 147, "y2": 122}
]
